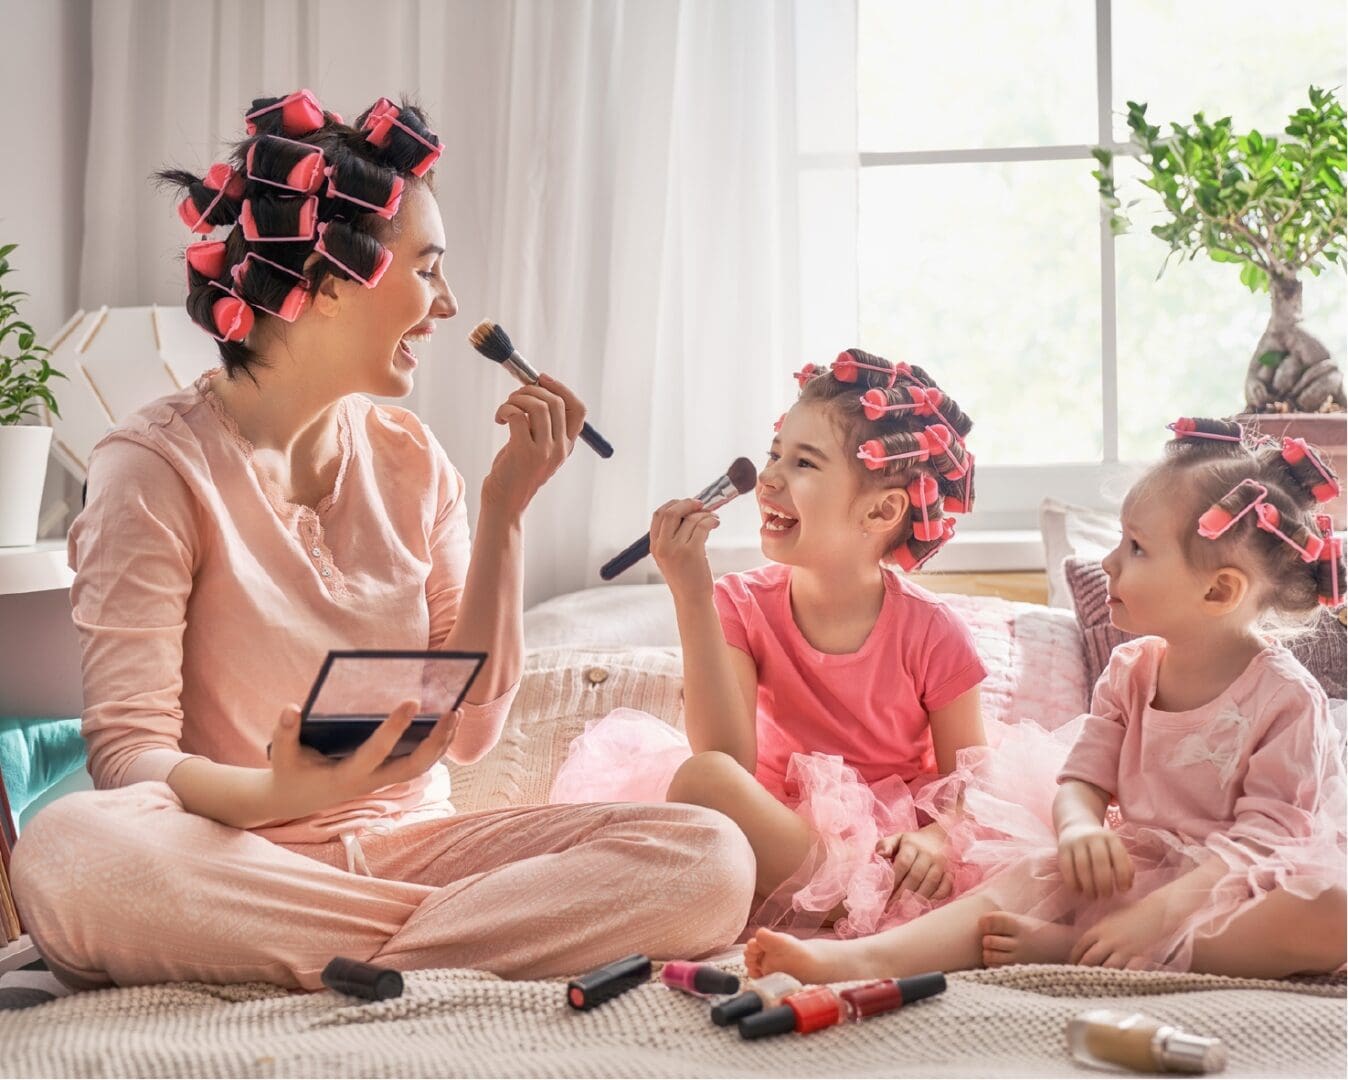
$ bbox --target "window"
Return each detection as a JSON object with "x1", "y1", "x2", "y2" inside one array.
[{"x1": 850, "y1": 0, "x2": 1346, "y2": 526}]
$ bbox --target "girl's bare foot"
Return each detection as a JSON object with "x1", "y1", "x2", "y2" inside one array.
[
  {"x1": 978, "y1": 911, "x2": 1075, "y2": 967},
  {"x1": 746, "y1": 928, "x2": 890, "y2": 983}
]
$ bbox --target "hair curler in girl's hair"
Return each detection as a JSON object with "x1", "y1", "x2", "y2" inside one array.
[
  {"x1": 893, "y1": 517, "x2": 956, "y2": 572},
  {"x1": 795, "y1": 362, "x2": 825, "y2": 388},
  {"x1": 1314, "y1": 515, "x2": 1343, "y2": 606},
  {"x1": 245, "y1": 135, "x2": 326, "y2": 194},
  {"x1": 1252, "y1": 503, "x2": 1325, "y2": 562},
  {"x1": 174, "y1": 163, "x2": 245, "y2": 233},
  {"x1": 907, "y1": 473, "x2": 944, "y2": 541},
  {"x1": 245, "y1": 89, "x2": 329, "y2": 137},
  {"x1": 859, "y1": 385, "x2": 944, "y2": 422},
  {"x1": 1279, "y1": 437, "x2": 1341, "y2": 505},
  {"x1": 1198, "y1": 479, "x2": 1269, "y2": 539},
  {"x1": 1168, "y1": 417, "x2": 1245, "y2": 443},
  {"x1": 831, "y1": 349, "x2": 906, "y2": 387}
]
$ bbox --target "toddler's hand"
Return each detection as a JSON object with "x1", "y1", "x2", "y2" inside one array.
[
  {"x1": 879, "y1": 828, "x2": 953, "y2": 901},
  {"x1": 1057, "y1": 823, "x2": 1134, "y2": 900},
  {"x1": 650, "y1": 498, "x2": 719, "y2": 597}
]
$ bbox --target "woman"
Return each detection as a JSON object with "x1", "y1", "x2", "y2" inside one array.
[{"x1": 10, "y1": 91, "x2": 753, "y2": 991}]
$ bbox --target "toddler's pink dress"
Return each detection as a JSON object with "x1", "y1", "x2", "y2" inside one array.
[
  {"x1": 920, "y1": 636, "x2": 1347, "y2": 970},
  {"x1": 550, "y1": 564, "x2": 988, "y2": 937}
]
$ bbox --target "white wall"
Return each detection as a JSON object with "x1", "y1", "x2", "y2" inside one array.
[{"x1": 0, "y1": 0, "x2": 92, "y2": 532}]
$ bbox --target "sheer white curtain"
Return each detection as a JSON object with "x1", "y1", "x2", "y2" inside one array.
[{"x1": 79, "y1": 0, "x2": 858, "y2": 604}]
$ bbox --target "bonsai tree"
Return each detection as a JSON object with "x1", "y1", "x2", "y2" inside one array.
[
  {"x1": 1093, "y1": 86, "x2": 1347, "y2": 414},
  {"x1": 0, "y1": 243, "x2": 65, "y2": 425}
]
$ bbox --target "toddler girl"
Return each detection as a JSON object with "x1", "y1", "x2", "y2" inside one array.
[
  {"x1": 747, "y1": 417, "x2": 1346, "y2": 980},
  {"x1": 553, "y1": 350, "x2": 988, "y2": 937}
]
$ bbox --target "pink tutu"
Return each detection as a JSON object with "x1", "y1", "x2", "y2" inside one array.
[
  {"x1": 918, "y1": 717, "x2": 1348, "y2": 971},
  {"x1": 550, "y1": 709, "x2": 974, "y2": 938}
]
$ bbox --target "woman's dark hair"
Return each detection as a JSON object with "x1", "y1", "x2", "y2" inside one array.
[
  {"x1": 795, "y1": 349, "x2": 976, "y2": 571},
  {"x1": 157, "y1": 92, "x2": 440, "y2": 379},
  {"x1": 1151, "y1": 417, "x2": 1345, "y2": 616}
]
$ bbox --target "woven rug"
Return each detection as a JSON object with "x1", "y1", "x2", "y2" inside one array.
[{"x1": 1, "y1": 963, "x2": 1342, "y2": 1078}]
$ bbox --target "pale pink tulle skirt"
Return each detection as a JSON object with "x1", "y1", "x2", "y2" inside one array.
[
  {"x1": 918, "y1": 716, "x2": 1348, "y2": 971},
  {"x1": 549, "y1": 709, "x2": 976, "y2": 938}
]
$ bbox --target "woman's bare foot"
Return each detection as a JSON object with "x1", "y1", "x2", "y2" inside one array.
[
  {"x1": 746, "y1": 928, "x2": 891, "y2": 983},
  {"x1": 978, "y1": 911, "x2": 1075, "y2": 967}
]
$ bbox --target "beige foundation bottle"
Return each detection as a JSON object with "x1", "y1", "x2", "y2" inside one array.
[{"x1": 1067, "y1": 1009, "x2": 1228, "y2": 1074}]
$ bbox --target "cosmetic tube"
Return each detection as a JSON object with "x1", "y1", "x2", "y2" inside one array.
[
  {"x1": 566, "y1": 954, "x2": 651, "y2": 1011},
  {"x1": 1067, "y1": 1009, "x2": 1227, "y2": 1074},
  {"x1": 660, "y1": 961, "x2": 740, "y2": 997},
  {"x1": 711, "y1": 973, "x2": 802, "y2": 1026},
  {"x1": 738, "y1": 972, "x2": 946, "y2": 1039}
]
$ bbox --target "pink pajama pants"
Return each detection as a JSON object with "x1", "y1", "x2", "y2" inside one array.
[{"x1": 9, "y1": 782, "x2": 756, "y2": 990}]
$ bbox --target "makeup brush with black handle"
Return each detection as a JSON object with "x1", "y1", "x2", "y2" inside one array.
[
  {"x1": 468, "y1": 319, "x2": 614, "y2": 459},
  {"x1": 600, "y1": 457, "x2": 758, "y2": 581}
]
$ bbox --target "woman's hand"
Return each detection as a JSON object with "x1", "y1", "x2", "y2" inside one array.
[
  {"x1": 650, "y1": 497, "x2": 719, "y2": 599},
  {"x1": 1057, "y1": 822, "x2": 1135, "y2": 900},
  {"x1": 879, "y1": 824, "x2": 954, "y2": 900},
  {"x1": 480, "y1": 374, "x2": 587, "y2": 517},
  {"x1": 264, "y1": 700, "x2": 458, "y2": 823}
]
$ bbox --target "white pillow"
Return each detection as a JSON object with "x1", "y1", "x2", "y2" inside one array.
[{"x1": 1039, "y1": 497, "x2": 1122, "y2": 610}]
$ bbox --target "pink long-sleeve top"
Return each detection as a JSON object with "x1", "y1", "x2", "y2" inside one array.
[{"x1": 67, "y1": 370, "x2": 518, "y2": 843}]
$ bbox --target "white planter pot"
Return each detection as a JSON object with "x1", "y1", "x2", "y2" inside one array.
[{"x1": 0, "y1": 424, "x2": 53, "y2": 547}]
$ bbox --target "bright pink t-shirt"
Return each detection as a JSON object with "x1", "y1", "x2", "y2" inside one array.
[{"x1": 713, "y1": 564, "x2": 987, "y2": 800}]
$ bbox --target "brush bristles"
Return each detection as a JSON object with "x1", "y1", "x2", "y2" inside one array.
[
  {"x1": 468, "y1": 319, "x2": 515, "y2": 363},
  {"x1": 728, "y1": 457, "x2": 757, "y2": 495}
]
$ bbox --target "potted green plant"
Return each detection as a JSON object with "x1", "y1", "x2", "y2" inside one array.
[
  {"x1": 1094, "y1": 86, "x2": 1346, "y2": 522},
  {"x1": 0, "y1": 243, "x2": 66, "y2": 547}
]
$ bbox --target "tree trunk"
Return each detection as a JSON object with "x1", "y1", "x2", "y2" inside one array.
[{"x1": 1245, "y1": 274, "x2": 1345, "y2": 413}]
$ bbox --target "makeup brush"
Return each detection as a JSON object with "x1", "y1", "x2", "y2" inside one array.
[
  {"x1": 468, "y1": 319, "x2": 614, "y2": 459},
  {"x1": 600, "y1": 457, "x2": 758, "y2": 581}
]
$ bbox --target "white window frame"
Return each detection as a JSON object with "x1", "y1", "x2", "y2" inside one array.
[{"x1": 850, "y1": 0, "x2": 1139, "y2": 538}]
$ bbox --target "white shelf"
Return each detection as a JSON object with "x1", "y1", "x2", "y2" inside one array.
[
  {"x1": 0, "y1": 935, "x2": 39, "y2": 974},
  {"x1": 0, "y1": 540, "x2": 73, "y2": 596}
]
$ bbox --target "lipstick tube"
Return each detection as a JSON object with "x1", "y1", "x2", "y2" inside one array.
[
  {"x1": 738, "y1": 972, "x2": 947, "y2": 1039},
  {"x1": 660, "y1": 961, "x2": 740, "y2": 997},
  {"x1": 710, "y1": 972, "x2": 802, "y2": 1026},
  {"x1": 565, "y1": 954, "x2": 651, "y2": 1011}
]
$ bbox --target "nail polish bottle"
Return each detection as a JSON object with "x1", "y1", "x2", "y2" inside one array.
[
  {"x1": 710, "y1": 972, "x2": 803, "y2": 1026},
  {"x1": 1067, "y1": 1009, "x2": 1227, "y2": 1074},
  {"x1": 660, "y1": 961, "x2": 740, "y2": 997},
  {"x1": 738, "y1": 972, "x2": 946, "y2": 1039}
]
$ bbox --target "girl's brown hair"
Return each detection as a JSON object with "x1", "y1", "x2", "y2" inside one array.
[
  {"x1": 795, "y1": 349, "x2": 975, "y2": 570},
  {"x1": 1153, "y1": 417, "x2": 1344, "y2": 616}
]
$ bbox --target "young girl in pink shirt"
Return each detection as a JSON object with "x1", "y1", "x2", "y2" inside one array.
[
  {"x1": 747, "y1": 416, "x2": 1347, "y2": 981},
  {"x1": 553, "y1": 350, "x2": 988, "y2": 937}
]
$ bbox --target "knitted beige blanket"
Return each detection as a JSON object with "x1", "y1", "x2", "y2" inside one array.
[
  {"x1": 5, "y1": 649, "x2": 1342, "y2": 1077},
  {"x1": 1, "y1": 964, "x2": 1342, "y2": 1078}
]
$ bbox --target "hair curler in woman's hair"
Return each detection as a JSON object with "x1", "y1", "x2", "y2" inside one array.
[
  {"x1": 313, "y1": 221, "x2": 393, "y2": 289},
  {"x1": 194, "y1": 281, "x2": 254, "y2": 343},
  {"x1": 244, "y1": 89, "x2": 329, "y2": 137},
  {"x1": 360, "y1": 97, "x2": 442, "y2": 176},
  {"x1": 173, "y1": 163, "x2": 245, "y2": 233},
  {"x1": 184, "y1": 239, "x2": 229, "y2": 284},
  {"x1": 323, "y1": 155, "x2": 405, "y2": 219},
  {"x1": 245, "y1": 135, "x2": 326, "y2": 194},
  {"x1": 239, "y1": 195, "x2": 319, "y2": 243},
  {"x1": 231, "y1": 252, "x2": 311, "y2": 322}
]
